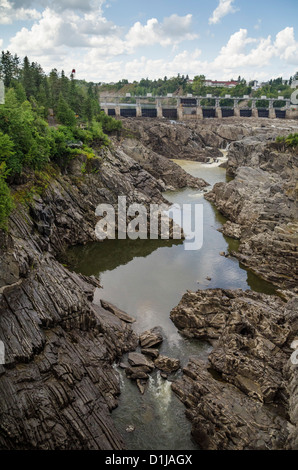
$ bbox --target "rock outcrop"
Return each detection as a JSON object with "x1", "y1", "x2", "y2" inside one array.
[
  {"x1": 172, "y1": 357, "x2": 289, "y2": 450},
  {"x1": 0, "y1": 252, "x2": 138, "y2": 450},
  {"x1": 205, "y1": 136, "x2": 298, "y2": 290},
  {"x1": 171, "y1": 288, "x2": 298, "y2": 450},
  {"x1": 0, "y1": 137, "x2": 203, "y2": 449},
  {"x1": 121, "y1": 117, "x2": 297, "y2": 161},
  {"x1": 118, "y1": 138, "x2": 207, "y2": 190}
]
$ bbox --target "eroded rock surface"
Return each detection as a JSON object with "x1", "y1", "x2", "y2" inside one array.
[
  {"x1": 171, "y1": 289, "x2": 298, "y2": 450},
  {"x1": 172, "y1": 357, "x2": 289, "y2": 450},
  {"x1": 119, "y1": 139, "x2": 207, "y2": 190},
  {"x1": 1, "y1": 138, "x2": 194, "y2": 449},
  {"x1": 205, "y1": 137, "x2": 298, "y2": 289}
]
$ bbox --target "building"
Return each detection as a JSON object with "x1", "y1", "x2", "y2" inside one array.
[
  {"x1": 203, "y1": 80, "x2": 239, "y2": 88},
  {"x1": 252, "y1": 80, "x2": 260, "y2": 91},
  {"x1": 291, "y1": 80, "x2": 298, "y2": 89}
]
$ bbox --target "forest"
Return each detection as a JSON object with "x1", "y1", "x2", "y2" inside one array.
[
  {"x1": 99, "y1": 73, "x2": 297, "y2": 103},
  {"x1": 0, "y1": 51, "x2": 122, "y2": 230}
]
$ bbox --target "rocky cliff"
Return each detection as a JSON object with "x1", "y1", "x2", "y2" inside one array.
[
  {"x1": 0, "y1": 137, "x2": 204, "y2": 449},
  {"x1": 1, "y1": 116, "x2": 297, "y2": 450},
  {"x1": 168, "y1": 119, "x2": 298, "y2": 450},
  {"x1": 121, "y1": 117, "x2": 297, "y2": 161},
  {"x1": 205, "y1": 137, "x2": 298, "y2": 289},
  {"x1": 171, "y1": 289, "x2": 298, "y2": 450}
]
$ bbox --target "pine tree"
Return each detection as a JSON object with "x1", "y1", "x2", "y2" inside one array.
[
  {"x1": 22, "y1": 56, "x2": 37, "y2": 98},
  {"x1": 56, "y1": 92, "x2": 76, "y2": 127},
  {"x1": 0, "y1": 51, "x2": 16, "y2": 88}
]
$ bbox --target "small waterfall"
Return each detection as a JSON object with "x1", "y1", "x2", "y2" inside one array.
[
  {"x1": 113, "y1": 363, "x2": 125, "y2": 389},
  {"x1": 148, "y1": 373, "x2": 172, "y2": 424}
]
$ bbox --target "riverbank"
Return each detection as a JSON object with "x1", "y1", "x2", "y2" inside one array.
[
  {"x1": 168, "y1": 120, "x2": 298, "y2": 450},
  {"x1": 0, "y1": 134, "x2": 203, "y2": 449},
  {"x1": 0, "y1": 117, "x2": 297, "y2": 450}
]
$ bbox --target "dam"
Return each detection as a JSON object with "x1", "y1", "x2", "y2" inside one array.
[{"x1": 100, "y1": 94, "x2": 298, "y2": 120}]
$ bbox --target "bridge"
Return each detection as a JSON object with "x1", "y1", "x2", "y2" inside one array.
[{"x1": 100, "y1": 94, "x2": 298, "y2": 120}]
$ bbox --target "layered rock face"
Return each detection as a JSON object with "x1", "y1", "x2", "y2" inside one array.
[
  {"x1": 117, "y1": 138, "x2": 207, "y2": 190},
  {"x1": 171, "y1": 289, "x2": 298, "y2": 450},
  {"x1": 0, "y1": 256, "x2": 138, "y2": 450},
  {"x1": 169, "y1": 120, "x2": 298, "y2": 450},
  {"x1": 205, "y1": 136, "x2": 298, "y2": 290},
  {"x1": 0, "y1": 139, "x2": 204, "y2": 449},
  {"x1": 121, "y1": 117, "x2": 296, "y2": 161},
  {"x1": 1, "y1": 116, "x2": 297, "y2": 450}
]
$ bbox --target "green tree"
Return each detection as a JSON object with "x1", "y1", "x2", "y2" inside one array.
[
  {"x1": 0, "y1": 163, "x2": 14, "y2": 230},
  {"x1": 48, "y1": 68, "x2": 61, "y2": 108},
  {"x1": 0, "y1": 131, "x2": 15, "y2": 163},
  {"x1": 192, "y1": 75, "x2": 206, "y2": 95},
  {"x1": 22, "y1": 56, "x2": 37, "y2": 98},
  {"x1": 56, "y1": 92, "x2": 77, "y2": 127},
  {"x1": 12, "y1": 81, "x2": 27, "y2": 103},
  {"x1": 0, "y1": 51, "x2": 19, "y2": 88}
]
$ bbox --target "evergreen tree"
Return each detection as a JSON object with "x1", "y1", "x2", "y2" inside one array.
[
  {"x1": 22, "y1": 56, "x2": 37, "y2": 98},
  {"x1": 0, "y1": 163, "x2": 14, "y2": 230},
  {"x1": 60, "y1": 70, "x2": 70, "y2": 103},
  {"x1": 56, "y1": 92, "x2": 77, "y2": 127},
  {"x1": 0, "y1": 51, "x2": 18, "y2": 88},
  {"x1": 48, "y1": 68, "x2": 61, "y2": 108}
]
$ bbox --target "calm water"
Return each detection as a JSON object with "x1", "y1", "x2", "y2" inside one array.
[{"x1": 64, "y1": 156, "x2": 276, "y2": 450}]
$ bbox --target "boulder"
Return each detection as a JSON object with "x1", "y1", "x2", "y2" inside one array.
[
  {"x1": 100, "y1": 300, "x2": 136, "y2": 323},
  {"x1": 125, "y1": 366, "x2": 150, "y2": 381},
  {"x1": 136, "y1": 379, "x2": 148, "y2": 395},
  {"x1": 154, "y1": 356, "x2": 180, "y2": 374},
  {"x1": 141, "y1": 348, "x2": 160, "y2": 359},
  {"x1": 139, "y1": 327, "x2": 163, "y2": 349},
  {"x1": 127, "y1": 352, "x2": 155, "y2": 370}
]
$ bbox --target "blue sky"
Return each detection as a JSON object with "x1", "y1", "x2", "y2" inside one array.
[{"x1": 0, "y1": 0, "x2": 297, "y2": 82}]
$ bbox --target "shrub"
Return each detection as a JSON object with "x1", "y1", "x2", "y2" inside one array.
[
  {"x1": 276, "y1": 133, "x2": 298, "y2": 148},
  {"x1": 0, "y1": 163, "x2": 14, "y2": 230}
]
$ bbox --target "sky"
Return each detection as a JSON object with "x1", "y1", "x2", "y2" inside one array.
[{"x1": 0, "y1": 0, "x2": 298, "y2": 83}]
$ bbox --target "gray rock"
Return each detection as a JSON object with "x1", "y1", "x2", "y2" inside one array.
[
  {"x1": 172, "y1": 357, "x2": 289, "y2": 450},
  {"x1": 125, "y1": 366, "x2": 151, "y2": 380},
  {"x1": 136, "y1": 379, "x2": 148, "y2": 395},
  {"x1": 141, "y1": 348, "x2": 160, "y2": 359},
  {"x1": 100, "y1": 300, "x2": 136, "y2": 323},
  {"x1": 139, "y1": 327, "x2": 163, "y2": 349},
  {"x1": 171, "y1": 288, "x2": 298, "y2": 449},
  {"x1": 154, "y1": 356, "x2": 180, "y2": 373},
  {"x1": 127, "y1": 352, "x2": 155, "y2": 370}
]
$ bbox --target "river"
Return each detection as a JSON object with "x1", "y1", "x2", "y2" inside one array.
[{"x1": 63, "y1": 155, "x2": 276, "y2": 450}]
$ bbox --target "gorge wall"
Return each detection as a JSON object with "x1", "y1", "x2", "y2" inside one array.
[{"x1": 0, "y1": 116, "x2": 297, "y2": 450}]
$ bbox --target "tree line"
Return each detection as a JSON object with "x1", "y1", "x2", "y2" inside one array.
[
  {"x1": 99, "y1": 73, "x2": 297, "y2": 103},
  {"x1": 0, "y1": 50, "x2": 122, "y2": 230}
]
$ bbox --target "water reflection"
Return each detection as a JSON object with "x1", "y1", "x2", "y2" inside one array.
[
  {"x1": 62, "y1": 158, "x2": 277, "y2": 450},
  {"x1": 63, "y1": 238, "x2": 182, "y2": 278}
]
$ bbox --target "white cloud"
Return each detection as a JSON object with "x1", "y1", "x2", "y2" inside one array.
[
  {"x1": 5, "y1": 3, "x2": 298, "y2": 85},
  {"x1": 209, "y1": 0, "x2": 236, "y2": 25},
  {"x1": 274, "y1": 27, "x2": 298, "y2": 64},
  {"x1": 8, "y1": 7, "x2": 127, "y2": 55},
  {"x1": 8, "y1": 10, "x2": 197, "y2": 65},
  {"x1": 10, "y1": 0, "x2": 105, "y2": 12},
  {"x1": 126, "y1": 14, "x2": 198, "y2": 48},
  {"x1": 0, "y1": 0, "x2": 41, "y2": 24},
  {"x1": 114, "y1": 28, "x2": 298, "y2": 83},
  {"x1": 212, "y1": 29, "x2": 275, "y2": 69}
]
